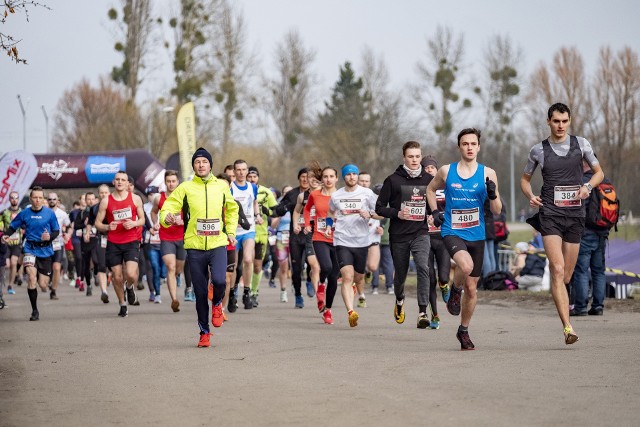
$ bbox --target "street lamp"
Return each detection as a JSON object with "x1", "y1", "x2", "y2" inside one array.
[
  {"x1": 41, "y1": 105, "x2": 49, "y2": 153},
  {"x1": 17, "y1": 94, "x2": 26, "y2": 150}
]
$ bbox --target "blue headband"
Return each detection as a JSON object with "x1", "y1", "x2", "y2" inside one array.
[{"x1": 341, "y1": 164, "x2": 359, "y2": 179}]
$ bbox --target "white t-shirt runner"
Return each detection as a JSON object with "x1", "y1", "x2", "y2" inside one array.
[
  {"x1": 329, "y1": 185, "x2": 377, "y2": 248},
  {"x1": 231, "y1": 181, "x2": 258, "y2": 236},
  {"x1": 53, "y1": 207, "x2": 70, "y2": 251}
]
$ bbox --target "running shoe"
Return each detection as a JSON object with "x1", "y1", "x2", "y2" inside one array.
[
  {"x1": 323, "y1": 308, "x2": 333, "y2": 325},
  {"x1": 197, "y1": 332, "x2": 211, "y2": 348},
  {"x1": 136, "y1": 280, "x2": 145, "y2": 290},
  {"x1": 357, "y1": 296, "x2": 367, "y2": 308},
  {"x1": 429, "y1": 315, "x2": 440, "y2": 330},
  {"x1": 243, "y1": 292, "x2": 253, "y2": 310},
  {"x1": 171, "y1": 299, "x2": 180, "y2": 312},
  {"x1": 126, "y1": 287, "x2": 140, "y2": 306},
  {"x1": 251, "y1": 294, "x2": 259, "y2": 308},
  {"x1": 417, "y1": 313, "x2": 430, "y2": 329},
  {"x1": 564, "y1": 326, "x2": 579, "y2": 345},
  {"x1": 185, "y1": 287, "x2": 196, "y2": 302},
  {"x1": 316, "y1": 283, "x2": 326, "y2": 312},
  {"x1": 8, "y1": 286, "x2": 15, "y2": 295},
  {"x1": 387, "y1": 287, "x2": 394, "y2": 295},
  {"x1": 118, "y1": 305, "x2": 128, "y2": 317},
  {"x1": 212, "y1": 303, "x2": 224, "y2": 328},
  {"x1": 228, "y1": 293, "x2": 237, "y2": 313},
  {"x1": 268, "y1": 279, "x2": 276, "y2": 288},
  {"x1": 101, "y1": 292, "x2": 109, "y2": 304},
  {"x1": 74, "y1": 278, "x2": 80, "y2": 288},
  {"x1": 306, "y1": 281, "x2": 315, "y2": 298},
  {"x1": 372, "y1": 287, "x2": 379, "y2": 295},
  {"x1": 364, "y1": 272, "x2": 372, "y2": 284},
  {"x1": 440, "y1": 283, "x2": 451, "y2": 303},
  {"x1": 50, "y1": 290, "x2": 58, "y2": 300},
  {"x1": 208, "y1": 283, "x2": 213, "y2": 301},
  {"x1": 280, "y1": 290, "x2": 288, "y2": 303},
  {"x1": 0, "y1": 296, "x2": 4, "y2": 309},
  {"x1": 348, "y1": 310, "x2": 359, "y2": 327},
  {"x1": 148, "y1": 293, "x2": 155, "y2": 302},
  {"x1": 78, "y1": 283, "x2": 85, "y2": 292},
  {"x1": 456, "y1": 329, "x2": 475, "y2": 351},
  {"x1": 86, "y1": 286, "x2": 92, "y2": 297},
  {"x1": 295, "y1": 295, "x2": 304, "y2": 309},
  {"x1": 154, "y1": 295, "x2": 162, "y2": 304},
  {"x1": 446, "y1": 285, "x2": 462, "y2": 316},
  {"x1": 394, "y1": 299, "x2": 405, "y2": 324},
  {"x1": 29, "y1": 309, "x2": 39, "y2": 321}
]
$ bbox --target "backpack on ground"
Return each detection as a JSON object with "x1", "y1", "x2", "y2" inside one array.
[
  {"x1": 586, "y1": 181, "x2": 620, "y2": 232},
  {"x1": 480, "y1": 271, "x2": 518, "y2": 291},
  {"x1": 494, "y1": 220, "x2": 509, "y2": 242}
]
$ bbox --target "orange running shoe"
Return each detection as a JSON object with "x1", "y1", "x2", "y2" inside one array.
[
  {"x1": 323, "y1": 308, "x2": 333, "y2": 325},
  {"x1": 197, "y1": 332, "x2": 211, "y2": 348},
  {"x1": 316, "y1": 283, "x2": 326, "y2": 313},
  {"x1": 208, "y1": 283, "x2": 213, "y2": 301},
  {"x1": 212, "y1": 303, "x2": 224, "y2": 328}
]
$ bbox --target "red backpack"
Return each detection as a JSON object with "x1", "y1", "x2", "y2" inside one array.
[{"x1": 586, "y1": 181, "x2": 619, "y2": 231}]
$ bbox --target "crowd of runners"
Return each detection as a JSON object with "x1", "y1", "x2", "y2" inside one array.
[{"x1": 0, "y1": 103, "x2": 603, "y2": 350}]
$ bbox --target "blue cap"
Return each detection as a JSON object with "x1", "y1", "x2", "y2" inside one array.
[{"x1": 341, "y1": 164, "x2": 359, "y2": 179}]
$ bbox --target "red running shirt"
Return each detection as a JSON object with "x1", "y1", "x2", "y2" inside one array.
[
  {"x1": 105, "y1": 192, "x2": 140, "y2": 244},
  {"x1": 304, "y1": 190, "x2": 333, "y2": 244},
  {"x1": 159, "y1": 192, "x2": 184, "y2": 241}
]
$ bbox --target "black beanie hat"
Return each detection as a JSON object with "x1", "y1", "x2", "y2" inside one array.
[
  {"x1": 192, "y1": 147, "x2": 212, "y2": 167},
  {"x1": 421, "y1": 155, "x2": 438, "y2": 168}
]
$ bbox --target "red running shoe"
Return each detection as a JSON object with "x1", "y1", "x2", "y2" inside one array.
[
  {"x1": 78, "y1": 283, "x2": 85, "y2": 292},
  {"x1": 212, "y1": 303, "x2": 224, "y2": 328},
  {"x1": 323, "y1": 308, "x2": 333, "y2": 325},
  {"x1": 197, "y1": 332, "x2": 211, "y2": 348},
  {"x1": 317, "y1": 283, "x2": 326, "y2": 312}
]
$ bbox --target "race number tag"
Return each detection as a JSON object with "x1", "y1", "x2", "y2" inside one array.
[
  {"x1": 101, "y1": 235, "x2": 107, "y2": 248},
  {"x1": 451, "y1": 208, "x2": 480, "y2": 229},
  {"x1": 268, "y1": 235, "x2": 277, "y2": 246},
  {"x1": 52, "y1": 240, "x2": 62, "y2": 251},
  {"x1": 281, "y1": 230, "x2": 290, "y2": 245},
  {"x1": 23, "y1": 255, "x2": 36, "y2": 267},
  {"x1": 91, "y1": 227, "x2": 97, "y2": 237},
  {"x1": 554, "y1": 185, "x2": 581, "y2": 207},
  {"x1": 113, "y1": 207, "x2": 133, "y2": 221},
  {"x1": 339, "y1": 199, "x2": 362, "y2": 215},
  {"x1": 310, "y1": 206, "x2": 316, "y2": 219},
  {"x1": 75, "y1": 229, "x2": 83, "y2": 237},
  {"x1": 298, "y1": 215, "x2": 305, "y2": 225},
  {"x1": 404, "y1": 201, "x2": 426, "y2": 221},
  {"x1": 196, "y1": 218, "x2": 221, "y2": 236},
  {"x1": 316, "y1": 217, "x2": 326, "y2": 230},
  {"x1": 150, "y1": 232, "x2": 161, "y2": 244}
]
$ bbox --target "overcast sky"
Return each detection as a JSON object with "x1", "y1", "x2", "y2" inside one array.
[{"x1": 1, "y1": 0, "x2": 639, "y2": 155}]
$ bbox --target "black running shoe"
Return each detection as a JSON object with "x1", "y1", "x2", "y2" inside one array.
[
  {"x1": 50, "y1": 290, "x2": 58, "y2": 300},
  {"x1": 228, "y1": 294, "x2": 237, "y2": 313},
  {"x1": 456, "y1": 329, "x2": 475, "y2": 351},
  {"x1": 447, "y1": 285, "x2": 462, "y2": 316},
  {"x1": 126, "y1": 287, "x2": 140, "y2": 306},
  {"x1": 251, "y1": 294, "x2": 259, "y2": 308},
  {"x1": 242, "y1": 292, "x2": 253, "y2": 310},
  {"x1": 101, "y1": 292, "x2": 109, "y2": 304},
  {"x1": 30, "y1": 310, "x2": 39, "y2": 321},
  {"x1": 118, "y1": 305, "x2": 128, "y2": 317},
  {"x1": 416, "y1": 313, "x2": 430, "y2": 329},
  {"x1": 86, "y1": 286, "x2": 92, "y2": 297}
]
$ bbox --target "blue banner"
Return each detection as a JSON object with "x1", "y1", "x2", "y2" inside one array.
[{"x1": 85, "y1": 156, "x2": 126, "y2": 183}]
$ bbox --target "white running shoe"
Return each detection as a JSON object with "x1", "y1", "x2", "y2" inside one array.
[
  {"x1": 154, "y1": 295, "x2": 162, "y2": 304},
  {"x1": 280, "y1": 290, "x2": 288, "y2": 303}
]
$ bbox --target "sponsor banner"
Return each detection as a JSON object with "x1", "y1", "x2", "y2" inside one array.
[
  {"x1": 86, "y1": 156, "x2": 126, "y2": 183},
  {"x1": 177, "y1": 102, "x2": 196, "y2": 181},
  {"x1": 0, "y1": 150, "x2": 38, "y2": 212}
]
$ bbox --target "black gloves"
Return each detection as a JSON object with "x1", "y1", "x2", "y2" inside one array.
[
  {"x1": 486, "y1": 177, "x2": 497, "y2": 200},
  {"x1": 432, "y1": 210, "x2": 444, "y2": 228}
]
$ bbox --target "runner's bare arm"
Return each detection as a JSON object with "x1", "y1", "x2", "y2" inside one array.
[
  {"x1": 520, "y1": 173, "x2": 543, "y2": 207},
  {"x1": 94, "y1": 197, "x2": 110, "y2": 233},
  {"x1": 292, "y1": 193, "x2": 304, "y2": 233},
  {"x1": 150, "y1": 195, "x2": 160, "y2": 226}
]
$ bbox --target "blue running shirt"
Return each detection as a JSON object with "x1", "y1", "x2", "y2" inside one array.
[{"x1": 441, "y1": 162, "x2": 487, "y2": 242}]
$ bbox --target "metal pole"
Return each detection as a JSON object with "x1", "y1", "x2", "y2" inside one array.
[
  {"x1": 510, "y1": 136, "x2": 516, "y2": 223},
  {"x1": 41, "y1": 105, "x2": 49, "y2": 153},
  {"x1": 17, "y1": 95, "x2": 26, "y2": 150}
]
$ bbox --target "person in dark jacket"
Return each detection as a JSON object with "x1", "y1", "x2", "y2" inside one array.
[{"x1": 375, "y1": 140, "x2": 433, "y2": 329}]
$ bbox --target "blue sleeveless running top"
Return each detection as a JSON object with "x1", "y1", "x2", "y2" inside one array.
[{"x1": 441, "y1": 162, "x2": 487, "y2": 242}]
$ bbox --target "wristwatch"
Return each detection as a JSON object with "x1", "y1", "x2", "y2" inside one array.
[{"x1": 584, "y1": 183, "x2": 593, "y2": 192}]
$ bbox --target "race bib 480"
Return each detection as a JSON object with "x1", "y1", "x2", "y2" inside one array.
[{"x1": 451, "y1": 208, "x2": 480, "y2": 229}]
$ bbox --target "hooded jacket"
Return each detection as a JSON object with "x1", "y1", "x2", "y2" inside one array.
[{"x1": 375, "y1": 164, "x2": 433, "y2": 242}]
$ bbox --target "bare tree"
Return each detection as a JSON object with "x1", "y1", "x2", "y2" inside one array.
[
  {"x1": 52, "y1": 77, "x2": 144, "y2": 153},
  {"x1": 527, "y1": 47, "x2": 592, "y2": 136},
  {"x1": 269, "y1": 29, "x2": 316, "y2": 163},
  {"x1": 1, "y1": 1, "x2": 50, "y2": 64},
  {"x1": 590, "y1": 46, "x2": 640, "y2": 212},
  {"x1": 414, "y1": 26, "x2": 471, "y2": 146},
  {"x1": 212, "y1": 0, "x2": 257, "y2": 162},
  {"x1": 108, "y1": 0, "x2": 155, "y2": 101}
]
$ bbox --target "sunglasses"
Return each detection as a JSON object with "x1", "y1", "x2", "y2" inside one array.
[{"x1": 48, "y1": 198, "x2": 57, "y2": 201}]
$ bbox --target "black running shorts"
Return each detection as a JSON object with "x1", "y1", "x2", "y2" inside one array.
[
  {"x1": 336, "y1": 245, "x2": 368, "y2": 274},
  {"x1": 106, "y1": 241, "x2": 140, "y2": 268},
  {"x1": 442, "y1": 235, "x2": 484, "y2": 277}
]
